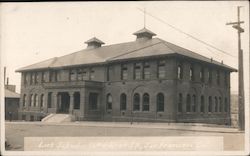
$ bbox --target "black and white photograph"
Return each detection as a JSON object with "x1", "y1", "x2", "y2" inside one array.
[{"x1": 0, "y1": 1, "x2": 249, "y2": 155}]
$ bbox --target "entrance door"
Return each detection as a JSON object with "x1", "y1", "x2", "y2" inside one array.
[{"x1": 58, "y1": 92, "x2": 70, "y2": 113}]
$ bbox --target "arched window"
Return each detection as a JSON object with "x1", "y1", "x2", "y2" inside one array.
[
  {"x1": 106, "y1": 94, "x2": 112, "y2": 110},
  {"x1": 40, "y1": 94, "x2": 44, "y2": 108},
  {"x1": 47, "y1": 92, "x2": 52, "y2": 108},
  {"x1": 142, "y1": 93, "x2": 150, "y2": 111},
  {"x1": 133, "y1": 93, "x2": 140, "y2": 111},
  {"x1": 157, "y1": 93, "x2": 164, "y2": 112},
  {"x1": 200, "y1": 95, "x2": 205, "y2": 113},
  {"x1": 219, "y1": 97, "x2": 222, "y2": 112},
  {"x1": 177, "y1": 63, "x2": 183, "y2": 79},
  {"x1": 214, "y1": 97, "x2": 218, "y2": 112},
  {"x1": 192, "y1": 95, "x2": 196, "y2": 112},
  {"x1": 178, "y1": 93, "x2": 182, "y2": 112},
  {"x1": 208, "y1": 96, "x2": 212, "y2": 113},
  {"x1": 120, "y1": 93, "x2": 127, "y2": 111},
  {"x1": 23, "y1": 94, "x2": 27, "y2": 107},
  {"x1": 224, "y1": 98, "x2": 228, "y2": 112},
  {"x1": 30, "y1": 94, "x2": 33, "y2": 106},
  {"x1": 186, "y1": 94, "x2": 191, "y2": 112},
  {"x1": 34, "y1": 94, "x2": 38, "y2": 107}
]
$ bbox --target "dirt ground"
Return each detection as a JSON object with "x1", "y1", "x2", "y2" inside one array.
[{"x1": 5, "y1": 122, "x2": 245, "y2": 151}]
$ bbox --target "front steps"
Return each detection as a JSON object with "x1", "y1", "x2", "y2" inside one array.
[{"x1": 41, "y1": 114, "x2": 72, "y2": 123}]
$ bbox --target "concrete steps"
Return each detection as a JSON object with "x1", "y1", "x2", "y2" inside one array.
[{"x1": 42, "y1": 114, "x2": 71, "y2": 123}]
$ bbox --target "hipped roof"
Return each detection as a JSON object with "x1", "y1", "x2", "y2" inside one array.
[{"x1": 16, "y1": 38, "x2": 236, "y2": 72}]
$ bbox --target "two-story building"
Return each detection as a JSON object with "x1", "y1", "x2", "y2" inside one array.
[{"x1": 16, "y1": 28, "x2": 236, "y2": 124}]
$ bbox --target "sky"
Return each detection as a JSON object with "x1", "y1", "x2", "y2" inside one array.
[{"x1": 0, "y1": 1, "x2": 249, "y2": 96}]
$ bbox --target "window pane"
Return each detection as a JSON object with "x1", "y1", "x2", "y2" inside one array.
[
  {"x1": 74, "y1": 92, "x2": 80, "y2": 109},
  {"x1": 143, "y1": 93, "x2": 150, "y2": 111},
  {"x1": 133, "y1": 93, "x2": 140, "y2": 111},
  {"x1": 134, "y1": 63, "x2": 141, "y2": 80},
  {"x1": 219, "y1": 97, "x2": 222, "y2": 112},
  {"x1": 106, "y1": 94, "x2": 112, "y2": 110},
  {"x1": 178, "y1": 93, "x2": 182, "y2": 112},
  {"x1": 158, "y1": 60, "x2": 165, "y2": 79},
  {"x1": 215, "y1": 97, "x2": 218, "y2": 112},
  {"x1": 157, "y1": 93, "x2": 164, "y2": 112},
  {"x1": 186, "y1": 94, "x2": 191, "y2": 112},
  {"x1": 120, "y1": 94, "x2": 127, "y2": 111},
  {"x1": 82, "y1": 71, "x2": 88, "y2": 80},
  {"x1": 143, "y1": 62, "x2": 150, "y2": 79},
  {"x1": 89, "y1": 93, "x2": 98, "y2": 110},
  {"x1": 178, "y1": 63, "x2": 183, "y2": 79},
  {"x1": 192, "y1": 95, "x2": 196, "y2": 112},
  {"x1": 121, "y1": 65, "x2": 128, "y2": 80},
  {"x1": 208, "y1": 96, "x2": 212, "y2": 112},
  {"x1": 200, "y1": 96, "x2": 205, "y2": 113}
]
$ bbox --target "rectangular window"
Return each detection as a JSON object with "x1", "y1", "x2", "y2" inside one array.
[
  {"x1": 82, "y1": 71, "x2": 88, "y2": 80},
  {"x1": 35, "y1": 72, "x2": 39, "y2": 84},
  {"x1": 216, "y1": 70, "x2": 220, "y2": 85},
  {"x1": 107, "y1": 66, "x2": 110, "y2": 81},
  {"x1": 157, "y1": 60, "x2": 165, "y2": 78},
  {"x1": 190, "y1": 65, "x2": 194, "y2": 81},
  {"x1": 31, "y1": 73, "x2": 35, "y2": 84},
  {"x1": 224, "y1": 71, "x2": 228, "y2": 87},
  {"x1": 49, "y1": 71, "x2": 53, "y2": 82},
  {"x1": 90, "y1": 69, "x2": 95, "y2": 80},
  {"x1": 134, "y1": 63, "x2": 141, "y2": 80},
  {"x1": 89, "y1": 93, "x2": 98, "y2": 110},
  {"x1": 208, "y1": 69, "x2": 212, "y2": 84},
  {"x1": 54, "y1": 71, "x2": 58, "y2": 82},
  {"x1": 121, "y1": 64, "x2": 128, "y2": 80},
  {"x1": 48, "y1": 92, "x2": 52, "y2": 108},
  {"x1": 177, "y1": 63, "x2": 183, "y2": 79},
  {"x1": 42, "y1": 72, "x2": 46, "y2": 82},
  {"x1": 200, "y1": 68, "x2": 204, "y2": 82},
  {"x1": 77, "y1": 69, "x2": 83, "y2": 81},
  {"x1": 143, "y1": 62, "x2": 150, "y2": 79},
  {"x1": 69, "y1": 69, "x2": 76, "y2": 81},
  {"x1": 24, "y1": 73, "x2": 28, "y2": 85},
  {"x1": 178, "y1": 93, "x2": 182, "y2": 113}
]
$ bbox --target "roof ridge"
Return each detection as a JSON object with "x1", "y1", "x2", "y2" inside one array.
[
  {"x1": 106, "y1": 39, "x2": 162, "y2": 61},
  {"x1": 48, "y1": 57, "x2": 58, "y2": 68}
]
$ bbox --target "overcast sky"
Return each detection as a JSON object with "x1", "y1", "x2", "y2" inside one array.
[{"x1": 0, "y1": 1, "x2": 249, "y2": 96}]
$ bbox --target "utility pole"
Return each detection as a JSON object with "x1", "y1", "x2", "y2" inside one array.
[
  {"x1": 226, "y1": 6, "x2": 245, "y2": 131},
  {"x1": 4, "y1": 66, "x2": 6, "y2": 85}
]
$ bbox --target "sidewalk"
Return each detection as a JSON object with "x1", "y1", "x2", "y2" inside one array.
[{"x1": 5, "y1": 121, "x2": 242, "y2": 133}]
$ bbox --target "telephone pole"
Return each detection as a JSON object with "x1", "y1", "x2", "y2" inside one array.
[{"x1": 226, "y1": 6, "x2": 245, "y2": 131}]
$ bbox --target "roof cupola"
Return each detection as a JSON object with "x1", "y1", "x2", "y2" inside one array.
[
  {"x1": 85, "y1": 37, "x2": 105, "y2": 49},
  {"x1": 133, "y1": 28, "x2": 156, "y2": 41}
]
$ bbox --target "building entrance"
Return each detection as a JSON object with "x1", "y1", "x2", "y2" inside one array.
[{"x1": 58, "y1": 92, "x2": 70, "y2": 113}]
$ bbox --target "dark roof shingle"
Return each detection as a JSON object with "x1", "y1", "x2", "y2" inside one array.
[{"x1": 16, "y1": 38, "x2": 236, "y2": 72}]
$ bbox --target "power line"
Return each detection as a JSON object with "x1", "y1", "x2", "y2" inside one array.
[{"x1": 137, "y1": 8, "x2": 237, "y2": 58}]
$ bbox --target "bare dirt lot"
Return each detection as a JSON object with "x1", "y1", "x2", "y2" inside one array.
[{"x1": 5, "y1": 122, "x2": 244, "y2": 151}]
